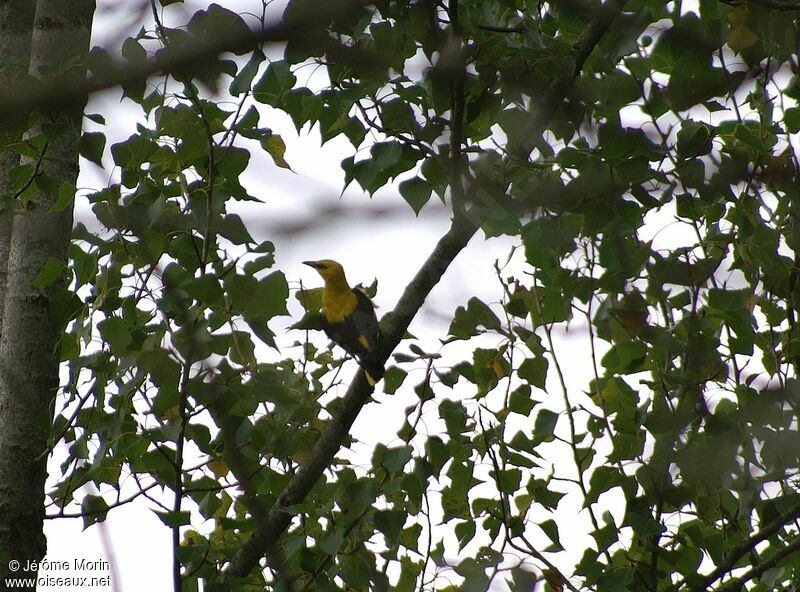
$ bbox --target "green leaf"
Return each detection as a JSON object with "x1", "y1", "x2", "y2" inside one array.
[
  {"x1": 81, "y1": 495, "x2": 109, "y2": 529},
  {"x1": 251, "y1": 271, "x2": 289, "y2": 319},
  {"x1": 439, "y1": 399, "x2": 469, "y2": 436},
  {"x1": 50, "y1": 287, "x2": 83, "y2": 332},
  {"x1": 421, "y1": 157, "x2": 448, "y2": 197},
  {"x1": 378, "y1": 445, "x2": 413, "y2": 476},
  {"x1": 455, "y1": 520, "x2": 476, "y2": 551},
  {"x1": 598, "y1": 123, "x2": 662, "y2": 164},
  {"x1": 398, "y1": 177, "x2": 431, "y2": 215},
  {"x1": 319, "y1": 529, "x2": 345, "y2": 555},
  {"x1": 383, "y1": 366, "x2": 407, "y2": 394},
  {"x1": 218, "y1": 213, "x2": 254, "y2": 245},
  {"x1": 186, "y1": 4, "x2": 251, "y2": 56},
  {"x1": 426, "y1": 436, "x2": 448, "y2": 477},
  {"x1": 344, "y1": 142, "x2": 421, "y2": 194},
  {"x1": 400, "y1": 523, "x2": 422, "y2": 551},
  {"x1": 601, "y1": 341, "x2": 648, "y2": 374},
  {"x1": 650, "y1": 252, "x2": 722, "y2": 287},
  {"x1": 498, "y1": 107, "x2": 539, "y2": 155},
  {"x1": 8, "y1": 163, "x2": 34, "y2": 190},
  {"x1": 449, "y1": 297, "x2": 501, "y2": 339},
  {"x1": 281, "y1": 87, "x2": 322, "y2": 130},
  {"x1": 397, "y1": 557, "x2": 423, "y2": 592},
  {"x1": 727, "y1": 25, "x2": 758, "y2": 54},
  {"x1": 51, "y1": 181, "x2": 77, "y2": 213},
  {"x1": 291, "y1": 311, "x2": 322, "y2": 332},
  {"x1": 676, "y1": 120, "x2": 714, "y2": 159},
  {"x1": 527, "y1": 286, "x2": 571, "y2": 327},
  {"x1": 509, "y1": 384, "x2": 537, "y2": 416},
  {"x1": 253, "y1": 60, "x2": 296, "y2": 107},
  {"x1": 78, "y1": 132, "x2": 106, "y2": 167},
  {"x1": 31, "y1": 257, "x2": 65, "y2": 288},
  {"x1": 230, "y1": 47, "x2": 265, "y2": 96},
  {"x1": 259, "y1": 130, "x2": 292, "y2": 170},
  {"x1": 442, "y1": 459, "x2": 474, "y2": 521},
  {"x1": 154, "y1": 510, "x2": 192, "y2": 528},
  {"x1": 248, "y1": 319, "x2": 278, "y2": 349},
  {"x1": 121, "y1": 38, "x2": 147, "y2": 99},
  {"x1": 539, "y1": 518, "x2": 564, "y2": 552},
  {"x1": 185, "y1": 275, "x2": 224, "y2": 305},
  {"x1": 99, "y1": 317, "x2": 132, "y2": 355},
  {"x1": 374, "y1": 510, "x2": 407, "y2": 547},
  {"x1": 509, "y1": 567, "x2": 538, "y2": 592},
  {"x1": 495, "y1": 468, "x2": 522, "y2": 492},
  {"x1": 522, "y1": 215, "x2": 581, "y2": 271},
  {"x1": 533, "y1": 408, "x2": 558, "y2": 443},
  {"x1": 243, "y1": 253, "x2": 276, "y2": 276},
  {"x1": 587, "y1": 466, "x2": 624, "y2": 505},
  {"x1": 138, "y1": 349, "x2": 181, "y2": 392},
  {"x1": 517, "y1": 356, "x2": 548, "y2": 389},
  {"x1": 85, "y1": 113, "x2": 106, "y2": 125},
  {"x1": 785, "y1": 107, "x2": 800, "y2": 134},
  {"x1": 216, "y1": 146, "x2": 250, "y2": 181},
  {"x1": 381, "y1": 98, "x2": 417, "y2": 132}
]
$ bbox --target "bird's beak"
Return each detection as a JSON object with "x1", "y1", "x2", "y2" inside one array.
[{"x1": 303, "y1": 260, "x2": 319, "y2": 269}]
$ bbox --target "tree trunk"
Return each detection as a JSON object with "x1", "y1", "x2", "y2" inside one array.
[
  {"x1": 0, "y1": 0, "x2": 36, "y2": 337},
  {"x1": 0, "y1": 1, "x2": 94, "y2": 589}
]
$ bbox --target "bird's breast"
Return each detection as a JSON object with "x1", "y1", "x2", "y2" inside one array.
[{"x1": 322, "y1": 289, "x2": 358, "y2": 324}]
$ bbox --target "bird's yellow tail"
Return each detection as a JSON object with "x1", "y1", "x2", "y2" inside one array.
[{"x1": 360, "y1": 355, "x2": 384, "y2": 386}]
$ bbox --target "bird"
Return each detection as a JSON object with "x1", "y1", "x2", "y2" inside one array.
[{"x1": 303, "y1": 259, "x2": 384, "y2": 385}]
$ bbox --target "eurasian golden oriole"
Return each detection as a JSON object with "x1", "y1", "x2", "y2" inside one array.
[{"x1": 303, "y1": 259, "x2": 384, "y2": 384}]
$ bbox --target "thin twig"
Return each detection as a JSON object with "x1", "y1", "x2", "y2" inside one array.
[{"x1": 477, "y1": 24, "x2": 525, "y2": 33}]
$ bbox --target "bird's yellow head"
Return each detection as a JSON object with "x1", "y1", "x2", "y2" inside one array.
[{"x1": 303, "y1": 259, "x2": 347, "y2": 283}]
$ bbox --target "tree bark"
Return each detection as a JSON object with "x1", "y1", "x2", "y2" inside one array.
[
  {"x1": 0, "y1": 1, "x2": 94, "y2": 589},
  {"x1": 0, "y1": 0, "x2": 36, "y2": 337}
]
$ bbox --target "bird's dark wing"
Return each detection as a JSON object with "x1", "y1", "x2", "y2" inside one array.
[
  {"x1": 351, "y1": 289, "x2": 380, "y2": 352},
  {"x1": 319, "y1": 292, "x2": 377, "y2": 357},
  {"x1": 350, "y1": 289, "x2": 383, "y2": 381},
  {"x1": 319, "y1": 288, "x2": 383, "y2": 382}
]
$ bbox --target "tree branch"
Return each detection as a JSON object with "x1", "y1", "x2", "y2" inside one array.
[
  {"x1": 225, "y1": 217, "x2": 476, "y2": 579},
  {"x1": 0, "y1": 0, "x2": 378, "y2": 121},
  {"x1": 447, "y1": 0, "x2": 468, "y2": 222},
  {"x1": 679, "y1": 501, "x2": 800, "y2": 592},
  {"x1": 720, "y1": 0, "x2": 800, "y2": 11},
  {"x1": 714, "y1": 535, "x2": 800, "y2": 592},
  {"x1": 477, "y1": 24, "x2": 525, "y2": 33},
  {"x1": 222, "y1": 0, "x2": 629, "y2": 581},
  {"x1": 505, "y1": 0, "x2": 626, "y2": 159}
]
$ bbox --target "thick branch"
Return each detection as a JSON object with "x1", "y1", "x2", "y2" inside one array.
[
  {"x1": 215, "y1": 410, "x2": 296, "y2": 587},
  {"x1": 722, "y1": 0, "x2": 800, "y2": 10},
  {"x1": 223, "y1": 0, "x2": 629, "y2": 580},
  {"x1": 0, "y1": 0, "x2": 377, "y2": 121},
  {"x1": 225, "y1": 218, "x2": 476, "y2": 579},
  {"x1": 682, "y1": 501, "x2": 800, "y2": 592},
  {"x1": 714, "y1": 535, "x2": 800, "y2": 592}
]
